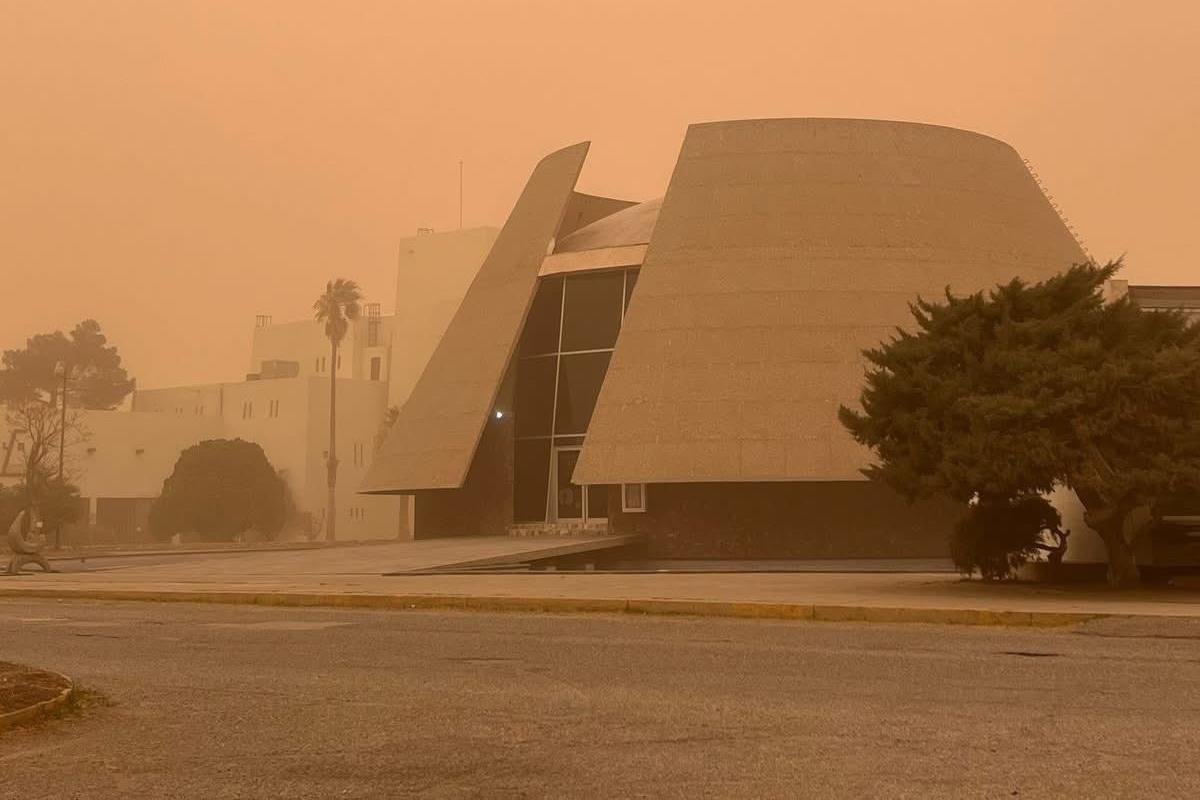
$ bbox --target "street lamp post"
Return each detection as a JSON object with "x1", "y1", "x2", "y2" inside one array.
[{"x1": 54, "y1": 360, "x2": 69, "y2": 550}]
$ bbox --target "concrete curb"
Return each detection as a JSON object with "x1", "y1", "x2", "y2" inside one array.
[
  {"x1": 0, "y1": 587, "x2": 1108, "y2": 627},
  {"x1": 0, "y1": 669, "x2": 75, "y2": 733},
  {"x1": 46, "y1": 538, "x2": 400, "y2": 563}
]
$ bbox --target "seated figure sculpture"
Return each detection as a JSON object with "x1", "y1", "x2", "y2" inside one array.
[{"x1": 6, "y1": 508, "x2": 54, "y2": 575}]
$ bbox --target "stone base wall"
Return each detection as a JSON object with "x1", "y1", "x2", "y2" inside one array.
[
  {"x1": 507, "y1": 520, "x2": 610, "y2": 538},
  {"x1": 608, "y1": 481, "x2": 959, "y2": 559}
]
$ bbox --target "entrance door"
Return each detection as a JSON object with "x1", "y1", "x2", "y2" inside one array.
[{"x1": 553, "y1": 448, "x2": 584, "y2": 521}]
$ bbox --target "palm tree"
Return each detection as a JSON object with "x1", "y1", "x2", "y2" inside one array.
[{"x1": 313, "y1": 278, "x2": 362, "y2": 541}]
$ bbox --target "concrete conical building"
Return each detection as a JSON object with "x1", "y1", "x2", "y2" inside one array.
[{"x1": 364, "y1": 118, "x2": 1089, "y2": 558}]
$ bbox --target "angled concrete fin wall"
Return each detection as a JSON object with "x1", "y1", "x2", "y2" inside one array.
[
  {"x1": 575, "y1": 118, "x2": 1087, "y2": 486},
  {"x1": 361, "y1": 142, "x2": 590, "y2": 492}
]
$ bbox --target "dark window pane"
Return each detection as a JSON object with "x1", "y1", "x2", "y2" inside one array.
[
  {"x1": 554, "y1": 435, "x2": 585, "y2": 448},
  {"x1": 555, "y1": 351, "x2": 611, "y2": 435},
  {"x1": 515, "y1": 356, "x2": 557, "y2": 437},
  {"x1": 520, "y1": 277, "x2": 563, "y2": 356},
  {"x1": 561, "y1": 271, "x2": 623, "y2": 352},
  {"x1": 587, "y1": 484, "x2": 609, "y2": 519},
  {"x1": 624, "y1": 268, "x2": 639, "y2": 312},
  {"x1": 555, "y1": 449, "x2": 583, "y2": 520},
  {"x1": 514, "y1": 439, "x2": 551, "y2": 522}
]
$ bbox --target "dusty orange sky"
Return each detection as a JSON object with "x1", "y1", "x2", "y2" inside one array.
[{"x1": 3, "y1": 1, "x2": 1198, "y2": 389}]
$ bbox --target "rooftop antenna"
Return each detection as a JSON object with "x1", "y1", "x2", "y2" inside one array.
[{"x1": 458, "y1": 160, "x2": 463, "y2": 230}]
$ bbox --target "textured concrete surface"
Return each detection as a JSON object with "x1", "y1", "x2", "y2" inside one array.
[
  {"x1": 3, "y1": 599, "x2": 1200, "y2": 798},
  {"x1": 552, "y1": 196, "x2": 661, "y2": 253},
  {"x1": 363, "y1": 142, "x2": 590, "y2": 493},
  {"x1": 576, "y1": 118, "x2": 1088, "y2": 486},
  {"x1": 23, "y1": 536, "x2": 622, "y2": 578},
  {"x1": 5, "y1": 543, "x2": 1200, "y2": 622}
]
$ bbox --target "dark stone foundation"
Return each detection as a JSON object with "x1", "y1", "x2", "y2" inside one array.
[{"x1": 608, "y1": 481, "x2": 959, "y2": 559}]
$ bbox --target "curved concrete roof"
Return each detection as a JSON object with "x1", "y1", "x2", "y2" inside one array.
[
  {"x1": 574, "y1": 118, "x2": 1087, "y2": 485},
  {"x1": 554, "y1": 197, "x2": 662, "y2": 253}
]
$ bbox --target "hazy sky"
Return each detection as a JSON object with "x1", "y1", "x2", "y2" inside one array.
[{"x1": 3, "y1": 1, "x2": 1198, "y2": 389}]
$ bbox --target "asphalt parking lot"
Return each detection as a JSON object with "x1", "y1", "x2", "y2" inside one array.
[{"x1": 3, "y1": 598, "x2": 1199, "y2": 799}]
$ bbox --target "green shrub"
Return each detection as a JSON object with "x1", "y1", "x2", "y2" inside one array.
[
  {"x1": 950, "y1": 494, "x2": 1064, "y2": 581},
  {"x1": 149, "y1": 439, "x2": 285, "y2": 542}
]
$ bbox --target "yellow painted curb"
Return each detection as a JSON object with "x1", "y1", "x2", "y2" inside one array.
[
  {"x1": 0, "y1": 586, "x2": 1109, "y2": 627},
  {"x1": 626, "y1": 599, "x2": 816, "y2": 620},
  {"x1": 0, "y1": 670, "x2": 75, "y2": 733}
]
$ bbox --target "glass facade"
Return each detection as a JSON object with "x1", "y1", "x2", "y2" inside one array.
[{"x1": 512, "y1": 267, "x2": 638, "y2": 522}]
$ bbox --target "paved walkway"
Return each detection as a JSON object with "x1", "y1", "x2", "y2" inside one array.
[
  {"x1": 37, "y1": 535, "x2": 625, "y2": 576},
  {"x1": 3, "y1": 536, "x2": 1200, "y2": 623}
]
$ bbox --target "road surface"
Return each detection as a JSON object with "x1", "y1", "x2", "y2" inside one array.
[{"x1": 2, "y1": 599, "x2": 1199, "y2": 798}]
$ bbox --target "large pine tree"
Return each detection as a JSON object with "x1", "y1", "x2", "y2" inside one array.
[{"x1": 839, "y1": 262, "x2": 1200, "y2": 587}]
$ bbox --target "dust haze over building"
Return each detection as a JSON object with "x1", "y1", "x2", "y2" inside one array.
[
  {"x1": 2, "y1": 229, "x2": 497, "y2": 541},
  {"x1": 363, "y1": 118, "x2": 1199, "y2": 560},
  {"x1": 3, "y1": 3, "x2": 1198, "y2": 393},
  {"x1": 6, "y1": 117, "x2": 1198, "y2": 557},
  {"x1": 7, "y1": 7, "x2": 1200, "y2": 796}
]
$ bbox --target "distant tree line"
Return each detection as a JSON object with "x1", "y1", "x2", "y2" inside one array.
[{"x1": 1, "y1": 319, "x2": 135, "y2": 540}]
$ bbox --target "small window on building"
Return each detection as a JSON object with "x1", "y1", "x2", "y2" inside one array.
[
  {"x1": 621, "y1": 483, "x2": 647, "y2": 513},
  {"x1": 370, "y1": 356, "x2": 381, "y2": 381},
  {"x1": 315, "y1": 357, "x2": 320, "y2": 373}
]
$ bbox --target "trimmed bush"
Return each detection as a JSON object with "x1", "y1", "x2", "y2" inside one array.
[
  {"x1": 149, "y1": 439, "x2": 286, "y2": 542},
  {"x1": 950, "y1": 495, "x2": 1064, "y2": 581}
]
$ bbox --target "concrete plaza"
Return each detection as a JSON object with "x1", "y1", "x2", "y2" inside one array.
[{"x1": 3, "y1": 538, "x2": 1200, "y2": 624}]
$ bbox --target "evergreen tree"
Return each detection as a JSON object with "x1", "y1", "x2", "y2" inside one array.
[
  {"x1": 839, "y1": 261, "x2": 1200, "y2": 587},
  {"x1": 0, "y1": 319, "x2": 135, "y2": 409},
  {"x1": 149, "y1": 439, "x2": 286, "y2": 542}
]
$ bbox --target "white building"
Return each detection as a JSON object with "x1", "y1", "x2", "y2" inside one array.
[{"x1": 2, "y1": 227, "x2": 498, "y2": 544}]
